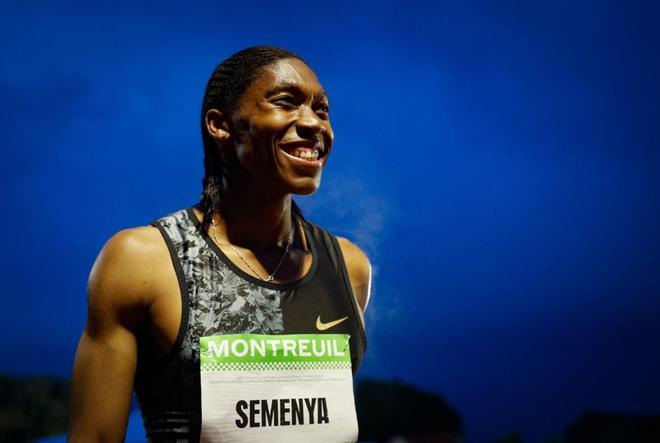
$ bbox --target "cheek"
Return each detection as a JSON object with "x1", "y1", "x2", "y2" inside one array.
[
  {"x1": 247, "y1": 113, "x2": 286, "y2": 141},
  {"x1": 234, "y1": 121, "x2": 269, "y2": 154},
  {"x1": 325, "y1": 130, "x2": 335, "y2": 150},
  {"x1": 234, "y1": 129, "x2": 278, "y2": 172},
  {"x1": 233, "y1": 112, "x2": 293, "y2": 165}
]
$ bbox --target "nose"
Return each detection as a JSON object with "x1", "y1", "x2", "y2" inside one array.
[{"x1": 295, "y1": 105, "x2": 324, "y2": 137}]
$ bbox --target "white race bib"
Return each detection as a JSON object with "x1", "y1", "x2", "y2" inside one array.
[{"x1": 200, "y1": 334, "x2": 358, "y2": 442}]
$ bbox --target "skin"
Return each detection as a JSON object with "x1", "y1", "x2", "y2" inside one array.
[{"x1": 68, "y1": 58, "x2": 371, "y2": 441}]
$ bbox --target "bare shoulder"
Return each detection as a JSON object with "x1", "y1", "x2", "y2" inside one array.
[
  {"x1": 336, "y1": 237, "x2": 372, "y2": 312},
  {"x1": 86, "y1": 225, "x2": 168, "y2": 333},
  {"x1": 69, "y1": 225, "x2": 168, "y2": 440},
  {"x1": 336, "y1": 237, "x2": 371, "y2": 284}
]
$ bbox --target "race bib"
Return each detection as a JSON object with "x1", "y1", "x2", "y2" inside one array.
[{"x1": 200, "y1": 334, "x2": 359, "y2": 442}]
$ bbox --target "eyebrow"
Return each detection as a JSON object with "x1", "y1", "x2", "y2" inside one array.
[{"x1": 266, "y1": 82, "x2": 328, "y2": 101}]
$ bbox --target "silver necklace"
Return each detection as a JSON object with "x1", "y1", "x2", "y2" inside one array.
[{"x1": 211, "y1": 213, "x2": 294, "y2": 282}]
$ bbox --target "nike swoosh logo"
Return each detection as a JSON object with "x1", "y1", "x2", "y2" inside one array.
[{"x1": 316, "y1": 315, "x2": 349, "y2": 331}]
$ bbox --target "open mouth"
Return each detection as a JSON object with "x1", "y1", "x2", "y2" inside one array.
[{"x1": 278, "y1": 141, "x2": 326, "y2": 163}]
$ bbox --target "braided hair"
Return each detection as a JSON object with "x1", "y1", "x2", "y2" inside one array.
[{"x1": 196, "y1": 46, "x2": 309, "y2": 233}]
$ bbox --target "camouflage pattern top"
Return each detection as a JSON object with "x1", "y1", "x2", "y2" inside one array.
[{"x1": 134, "y1": 207, "x2": 366, "y2": 442}]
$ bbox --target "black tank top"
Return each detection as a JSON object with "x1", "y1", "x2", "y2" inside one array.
[{"x1": 134, "y1": 207, "x2": 366, "y2": 441}]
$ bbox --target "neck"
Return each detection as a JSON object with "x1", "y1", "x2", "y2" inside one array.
[{"x1": 214, "y1": 189, "x2": 296, "y2": 249}]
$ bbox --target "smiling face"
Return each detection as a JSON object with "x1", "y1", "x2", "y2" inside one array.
[{"x1": 223, "y1": 58, "x2": 334, "y2": 196}]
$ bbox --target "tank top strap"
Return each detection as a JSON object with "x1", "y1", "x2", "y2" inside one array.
[
  {"x1": 148, "y1": 208, "x2": 198, "y2": 361},
  {"x1": 298, "y1": 218, "x2": 368, "y2": 354}
]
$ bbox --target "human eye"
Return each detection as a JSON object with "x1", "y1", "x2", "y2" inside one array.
[
  {"x1": 314, "y1": 102, "x2": 330, "y2": 119},
  {"x1": 272, "y1": 95, "x2": 297, "y2": 108}
]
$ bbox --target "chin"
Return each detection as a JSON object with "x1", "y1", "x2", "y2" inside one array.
[{"x1": 288, "y1": 176, "x2": 322, "y2": 196}]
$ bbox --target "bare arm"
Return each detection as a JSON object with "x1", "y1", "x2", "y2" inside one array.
[
  {"x1": 337, "y1": 237, "x2": 372, "y2": 324},
  {"x1": 68, "y1": 228, "x2": 157, "y2": 442}
]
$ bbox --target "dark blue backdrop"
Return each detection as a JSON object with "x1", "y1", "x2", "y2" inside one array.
[{"x1": 2, "y1": 1, "x2": 659, "y2": 441}]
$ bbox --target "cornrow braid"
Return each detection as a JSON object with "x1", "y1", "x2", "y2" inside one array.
[{"x1": 197, "y1": 46, "x2": 308, "y2": 233}]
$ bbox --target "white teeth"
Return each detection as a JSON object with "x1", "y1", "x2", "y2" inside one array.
[{"x1": 291, "y1": 148, "x2": 319, "y2": 160}]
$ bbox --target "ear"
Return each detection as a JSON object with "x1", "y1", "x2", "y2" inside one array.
[{"x1": 205, "y1": 109, "x2": 232, "y2": 147}]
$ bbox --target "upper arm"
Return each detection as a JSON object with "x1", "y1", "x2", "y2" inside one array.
[
  {"x1": 69, "y1": 227, "x2": 159, "y2": 442},
  {"x1": 336, "y1": 237, "x2": 372, "y2": 314}
]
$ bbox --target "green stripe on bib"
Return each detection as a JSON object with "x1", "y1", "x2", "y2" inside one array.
[{"x1": 200, "y1": 334, "x2": 351, "y2": 365}]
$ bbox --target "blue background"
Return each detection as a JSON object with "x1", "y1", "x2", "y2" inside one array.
[{"x1": 2, "y1": 1, "x2": 659, "y2": 441}]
